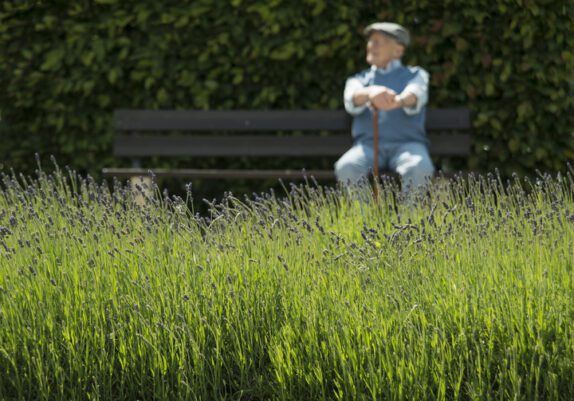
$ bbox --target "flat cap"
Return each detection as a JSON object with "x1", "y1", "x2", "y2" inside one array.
[{"x1": 364, "y1": 22, "x2": 410, "y2": 47}]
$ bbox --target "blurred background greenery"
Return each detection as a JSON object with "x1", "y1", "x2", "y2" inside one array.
[{"x1": 1, "y1": 0, "x2": 573, "y2": 199}]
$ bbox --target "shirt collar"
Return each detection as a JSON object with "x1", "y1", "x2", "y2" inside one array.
[{"x1": 371, "y1": 59, "x2": 402, "y2": 74}]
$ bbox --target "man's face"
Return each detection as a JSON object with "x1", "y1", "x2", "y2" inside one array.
[{"x1": 366, "y1": 31, "x2": 405, "y2": 68}]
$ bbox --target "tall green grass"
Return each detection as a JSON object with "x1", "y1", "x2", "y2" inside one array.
[{"x1": 1, "y1": 165, "x2": 574, "y2": 401}]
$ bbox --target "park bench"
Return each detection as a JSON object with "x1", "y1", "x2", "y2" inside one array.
[{"x1": 102, "y1": 108, "x2": 472, "y2": 182}]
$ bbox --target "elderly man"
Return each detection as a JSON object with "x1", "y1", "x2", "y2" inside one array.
[{"x1": 335, "y1": 22, "x2": 433, "y2": 193}]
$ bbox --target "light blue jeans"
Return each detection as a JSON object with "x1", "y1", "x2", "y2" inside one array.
[{"x1": 334, "y1": 141, "x2": 434, "y2": 192}]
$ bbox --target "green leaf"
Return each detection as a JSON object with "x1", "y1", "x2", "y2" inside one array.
[
  {"x1": 490, "y1": 117, "x2": 502, "y2": 131},
  {"x1": 442, "y1": 22, "x2": 462, "y2": 37},
  {"x1": 270, "y1": 43, "x2": 297, "y2": 60},
  {"x1": 508, "y1": 138, "x2": 519, "y2": 153},
  {"x1": 160, "y1": 13, "x2": 176, "y2": 24},
  {"x1": 157, "y1": 88, "x2": 168, "y2": 103},
  {"x1": 516, "y1": 101, "x2": 532, "y2": 121},
  {"x1": 40, "y1": 48, "x2": 65, "y2": 71},
  {"x1": 315, "y1": 44, "x2": 330, "y2": 57},
  {"x1": 145, "y1": 77, "x2": 155, "y2": 90},
  {"x1": 205, "y1": 80, "x2": 218, "y2": 90},
  {"x1": 82, "y1": 81, "x2": 95, "y2": 95},
  {"x1": 91, "y1": 39, "x2": 106, "y2": 63},
  {"x1": 80, "y1": 52, "x2": 95, "y2": 66},
  {"x1": 107, "y1": 69, "x2": 119, "y2": 85},
  {"x1": 485, "y1": 83, "x2": 495, "y2": 96},
  {"x1": 118, "y1": 47, "x2": 130, "y2": 60},
  {"x1": 534, "y1": 147, "x2": 547, "y2": 159},
  {"x1": 232, "y1": 71, "x2": 243, "y2": 85},
  {"x1": 175, "y1": 16, "x2": 189, "y2": 28}
]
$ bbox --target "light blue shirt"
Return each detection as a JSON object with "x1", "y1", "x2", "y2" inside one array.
[{"x1": 344, "y1": 60, "x2": 429, "y2": 116}]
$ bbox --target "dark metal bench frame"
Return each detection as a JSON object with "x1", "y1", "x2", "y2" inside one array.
[{"x1": 102, "y1": 108, "x2": 472, "y2": 180}]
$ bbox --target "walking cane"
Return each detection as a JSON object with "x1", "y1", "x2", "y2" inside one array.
[{"x1": 372, "y1": 107, "x2": 379, "y2": 200}]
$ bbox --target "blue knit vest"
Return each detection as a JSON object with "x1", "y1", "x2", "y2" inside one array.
[{"x1": 351, "y1": 66, "x2": 427, "y2": 146}]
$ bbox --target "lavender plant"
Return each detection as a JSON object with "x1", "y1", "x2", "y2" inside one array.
[{"x1": 0, "y1": 164, "x2": 573, "y2": 401}]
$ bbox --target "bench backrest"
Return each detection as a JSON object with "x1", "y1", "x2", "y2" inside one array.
[{"x1": 113, "y1": 108, "x2": 472, "y2": 158}]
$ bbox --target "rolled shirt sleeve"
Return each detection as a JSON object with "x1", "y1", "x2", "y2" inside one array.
[
  {"x1": 343, "y1": 78, "x2": 368, "y2": 116},
  {"x1": 402, "y1": 68, "x2": 429, "y2": 115}
]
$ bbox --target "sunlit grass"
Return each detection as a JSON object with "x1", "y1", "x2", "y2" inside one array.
[{"x1": 1, "y1": 164, "x2": 574, "y2": 401}]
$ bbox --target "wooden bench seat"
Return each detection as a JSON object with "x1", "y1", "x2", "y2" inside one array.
[{"x1": 102, "y1": 108, "x2": 472, "y2": 181}]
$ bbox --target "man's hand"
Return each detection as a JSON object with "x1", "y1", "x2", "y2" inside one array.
[
  {"x1": 369, "y1": 86, "x2": 401, "y2": 110},
  {"x1": 351, "y1": 86, "x2": 418, "y2": 111}
]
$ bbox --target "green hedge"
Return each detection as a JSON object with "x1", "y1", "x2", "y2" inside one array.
[{"x1": 1, "y1": 0, "x2": 573, "y2": 178}]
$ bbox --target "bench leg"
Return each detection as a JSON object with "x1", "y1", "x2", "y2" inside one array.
[{"x1": 130, "y1": 175, "x2": 153, "y2": 206}]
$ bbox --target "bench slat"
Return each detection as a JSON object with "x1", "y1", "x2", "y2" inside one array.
[
  {"x1": 114, "y1": 135, "x2": 351, "y2": 157},
  {"x1": 428, "y1": 133, "x2": 472, "y2": 155},
  {"x1": 114, "y1": 110, "x2": 351, "y2": 131},
  {"x1": 114, "y1": 133, "x2": 471, "y2": 157},
  {"x1": 114, "y1": 108, "x2": 472, "y2": 131},
  {"x1": 101, "y1": 167, "x2": 464, "y2": 180},
  {"x1": 102, "y1": 168, "x2": 336, "y2": 179},
  {"x1": 425, "y1": 108, "x2": 471, "y2": 130}
]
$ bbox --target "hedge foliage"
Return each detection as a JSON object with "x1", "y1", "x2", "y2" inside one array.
[{"x1": 1, "y1": 0, "x2": 573, "y2": 178}]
